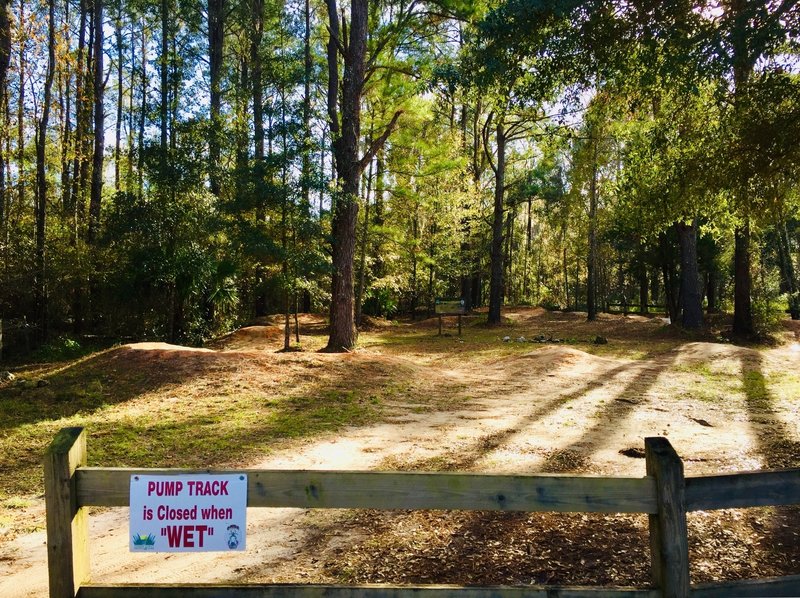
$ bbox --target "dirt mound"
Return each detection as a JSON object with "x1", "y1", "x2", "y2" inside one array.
[
  {"x1": 207, "y1": 315, "x2": 331, "y2": 351},
  {"x1": 414, "y1": 315, "x2": 461, "y2": 329},
  {"x1": 256, "y1": 313, "x2": 328, "y2": 328},
  {"x1": 111, "y1": 343, "x2": 253, "y2": 381},
  {"x1": 674, "y1": 341, "x2": 750, "y2": 365},
  {"x1": 501, "y1": 306, "x2": 548, "y2": 321},
  {"x1": 781, "y1": 317, "x2": 800, "y2": 341},
  {"x1": 500, "y1": 345, "x2": 615, "y2": 368},
  {"x1": 124, "y1": 342, "x2": 213, "y2": 352},
  {"x1": 359, "y1": 315, "x2": 395, "y2": 331},
  {"x1": 482, "y1": 345, "x2": 618, "y2": 381},
  {"x1": 208, "y1": 325, "x2": 285, "y2": 351}
]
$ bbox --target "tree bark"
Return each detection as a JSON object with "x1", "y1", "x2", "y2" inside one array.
[
  {"x1": 160, "y1": 0, "x2": 169, "y2": 169},
  {"x1": 355, "y1": 149, "x2": 373, "y2": 327},
  {"x1": 660, "y1": 230, "x2": 680, "y2": 324},
  {"x1": 503, "y1": 204, "x2": 514, "y2": 304},
  {"x1": 16, "y1": 0, "x2": 24, "y2": 212},
  {"x1": 563, "y1": 242, "x2": 569, "y2": 309},
  {"x1": 587, "y1": 136, "x2": 598, "y2": 321},
  {"x1": 373, "y1": 148, "x2": 385, "y2": 282},
  {"x1": 731, "y1": 0, "x2": 754, "y2": 336},
  {"x1": 733, "y1": 220, "x2": 753, "y2": 334},
  {"x1": 126, "y1": 19, "x2": 136, "y2": 193},
  {"x1": 523, "y1": 196, "x2": 532, "y2": 301},
  {"x1": 0, "y1": 0, "x2": 9, "y2": 230},
  {"x1": 324, "y1": 0, "x2": 399, "y2": 351},
  {"x1": 301, "y1": 0, "x2": 312, "y2": 210},
  {"x1": 59, "y1": 0, "x2": 72, "y2": 211},
  {"x1": 487, "y1": 119, "x2": 506, "y2": 326},
  {"x1": 114, "y1": 7, "x2": 123, "y2": 192},
  {"x1": 137, "y1": 22, "x2": 146, "y2": 199},
  {"x1": 88, "y1": 0, "x2": 103, "y2": 245},
  {"x1": 35, "y1": 0, "x2": 56, "y2": 338},
  {"x1": 208, "y1": 0, "x2": 224, "y2": 196},
  {"x1": 677, "y1": 219, "x2": 703, "y2": 329},
  {"x1": 705, "y1": 269, "x2": 717, "y2": 314},
  {"x1": 251, "y1": 0, "x2": 266, "y2": 317},
  {"x1": 777, "y1": 221, "x2": 799, "y2": 319},
  {"x1": 410, "y1": 205, "x2": 419, "y2": 318},
  {"x1": 638, "y1": 241, "x2": 649, "y2": 314}
]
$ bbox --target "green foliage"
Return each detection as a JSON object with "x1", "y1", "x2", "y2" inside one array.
[
  {"x1": 32, "y1": 336, "x2": 84, "y2": 362},
  {"x1": 751, "y1": 269, "x2": 788, "y2": 338},
  {"x1": 4, "y1": 0, "x2": 800, "y2": 352}
]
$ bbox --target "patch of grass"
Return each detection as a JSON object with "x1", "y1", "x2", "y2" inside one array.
[
  {"x1": 1, "y1": 496, "x2": 33, "y2": 509},
  {"x1": 742, "y1": 370, "x2": 770, "y2": 408},
  {"x1": 269, "y1": 391, "x2": 380, "y2": 439}
]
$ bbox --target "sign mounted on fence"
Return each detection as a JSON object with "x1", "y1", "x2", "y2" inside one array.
[{"x1": 129, "y1": 473, "x2": 247, "y2": 552}]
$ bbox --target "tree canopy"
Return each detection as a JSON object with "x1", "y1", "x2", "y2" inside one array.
[{"x1": 1, "y1": 0, "x2": 799, "y2": 355}]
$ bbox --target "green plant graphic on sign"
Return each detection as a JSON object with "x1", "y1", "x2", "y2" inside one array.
[{"x1": 132, "y1": 533, "x2": 156, "y2": 546}]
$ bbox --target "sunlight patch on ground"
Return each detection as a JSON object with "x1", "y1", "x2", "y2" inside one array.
[{"x1": 791, "y1": 343, "x2": 800, "y2": 353}]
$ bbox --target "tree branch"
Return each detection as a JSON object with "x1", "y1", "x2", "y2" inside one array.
[
  {"x1": 366, "y1": 0, "x2": 421, "y2": 71},
  {"x1": 325, "y1": 0, "x2": 340, "y2": 135},
  {"x1": 359, "y1": 110, "x2": 403, "y2": 171},
  {"x1": 325, "y1": 24, "x2": 346, "y2": 57},
  {"x1": 482, "y1": 112, "x2": 497, "y2": 175}
]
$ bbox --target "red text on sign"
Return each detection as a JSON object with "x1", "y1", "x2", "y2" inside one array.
[{"x1": 161, "y1": 524, "x2": 214, "y2": 548}]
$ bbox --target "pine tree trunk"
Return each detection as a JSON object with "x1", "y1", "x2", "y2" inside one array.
[
  {"x1": 208, "y1": 0, "x2": 224, "y2": 196},
  {"x1": 777, "y1": 221, "x2": 799, "y2": 319},
  {"x1": 678, "y1": 219, "x2": 703, "y2": 329},
  {"x1": 731, "y1": 0, "x2": 754, "y2": 336},
  {"x1": 59, "y1": 0, "x2": 72, "y2": 211},
  {"x1": 251, "y1": 0, "x2": 266, "y2": 317},
  {"x1": 160, "y1": 0, "x2": 169, "y2": 169},
  {"x1": 373, "y1": 149, "x2": 385, "y2": 282},
  {"x1": 660, "y1": 230, "x2": 680, "y2": 323},
  {"x1": 325, "y1": 0, "x2": 399, "y2": 351},
  {"x1": 563, "y1": 243, "x2": 569, "y2": 309},
  {"x1": 487, "y1": 120, "x2": 505, "y2": 326},
  {"x1": 705, "y1": 269, "x2": 717, "y2": 314},
  {"x1": 0, "y1": 0, "x2": 8, "y2": 231},
  {"x1": 733, "y1": 221, "x2": 753, "y2": 335},
  {"x1": 587, "y1": 137, "x2": 598, "y2": 321},
  {"x1": 88, "y1": 0, "x2": 103, "y2": 245},
  {"x1": 16, "y1": 0, "x2": 24, "y2": 212},
  {"x1": 114, "y1": 8, "x2": 123, "y2": 193},
  {"x1": 301, "y1": 0, "x2": 312, "y2": 209},
  {"x1": 35, "y1": 0, "x2": 56, "y2": 339},
  {"x1": 355, "y1": 151, "x2": 372, "y2": 327},
  {"x1": 638, "y1": 242, "x2": 649, "y2": 314},
  {"x1": 503, "y1": 205, "x2": 513, "y2": 304},
  {"x1": 326, "y1": 0, "x2": 367, "y2": 350},
  {"x1": 70, "y1": 0, "x2": 87, "y2": 334}
]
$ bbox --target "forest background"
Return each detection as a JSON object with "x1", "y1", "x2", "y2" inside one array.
[{"x1": 1, "y1": 0, "x2": 800, "y2": 355}]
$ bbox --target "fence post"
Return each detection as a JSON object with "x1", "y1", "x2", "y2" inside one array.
[
  {"x1": 645, "y1": 437, "x2": 690, "y2": 598},
  {"x1": 44, "y1": 427, "x2": 89, "y2": 598}
]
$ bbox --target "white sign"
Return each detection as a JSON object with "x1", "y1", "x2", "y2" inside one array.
[{"x1": 130, "y1": 474, "x2": 247, "y2": 552}]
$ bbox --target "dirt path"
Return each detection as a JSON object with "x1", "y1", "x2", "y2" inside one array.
[{"x1": 2, "y1": 312, "x2": 799, "y2": 594}]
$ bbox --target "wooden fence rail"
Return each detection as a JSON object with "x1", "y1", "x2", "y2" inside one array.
[{"x1": 45, "y1": 427, "x2": 800, "y2": 598}]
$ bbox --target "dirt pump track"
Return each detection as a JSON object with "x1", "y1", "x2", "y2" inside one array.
[{"x1": 1, "y1": 308, "x2": 799, "y2": 595}]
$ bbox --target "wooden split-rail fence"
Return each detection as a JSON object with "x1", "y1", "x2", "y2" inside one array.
[{"x1": 45, "y1": 427, "x2": 800, "y2": 598}]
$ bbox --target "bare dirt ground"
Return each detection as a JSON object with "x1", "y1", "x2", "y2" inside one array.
[{"x1": 1, "y1": 308, "x2": 799, "y2": 595}]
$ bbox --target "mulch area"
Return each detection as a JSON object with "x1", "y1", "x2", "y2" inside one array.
[{"x1": 319, "y1": 506, "x2": 800, "y2": 588}]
